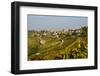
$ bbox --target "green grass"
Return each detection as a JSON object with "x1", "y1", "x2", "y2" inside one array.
[{"x1": 28, "y1": 28, "x2": 88, "y2": 60}]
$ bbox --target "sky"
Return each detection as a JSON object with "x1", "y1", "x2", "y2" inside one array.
[{"x1": 28, "y1": 15, "x2": 88, "y2": 31}]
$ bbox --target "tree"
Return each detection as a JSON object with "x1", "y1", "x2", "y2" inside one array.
[{"x1": 80, "y1": 26, "x2": 88, "y2": 36}]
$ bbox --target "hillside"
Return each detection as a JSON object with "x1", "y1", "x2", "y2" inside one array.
[{"x1": 28, "y1": 26, "x2": 88, "y2": 60}]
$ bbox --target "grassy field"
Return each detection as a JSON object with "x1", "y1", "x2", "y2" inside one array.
[{"x1": 28, "y1": 27, "x2": 88, "y2": 60}]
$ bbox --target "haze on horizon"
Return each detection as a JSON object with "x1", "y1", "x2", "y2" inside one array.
[{"x1": 28, "y1": 15, "x2": 88, "y2": 31}]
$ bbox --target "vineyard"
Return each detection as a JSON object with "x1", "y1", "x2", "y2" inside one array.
[{"x1": 28, "y1": 26, "x2": 88, "y2": 60}]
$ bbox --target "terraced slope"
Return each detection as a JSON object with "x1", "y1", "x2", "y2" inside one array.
[{"x1": 28, "y1": 31, "x2": 88, "y2": 60}]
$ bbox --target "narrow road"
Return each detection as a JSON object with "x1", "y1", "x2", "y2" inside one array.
[{"x1": 64, "y1": 38, "x2": 79, "y2": 52}]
